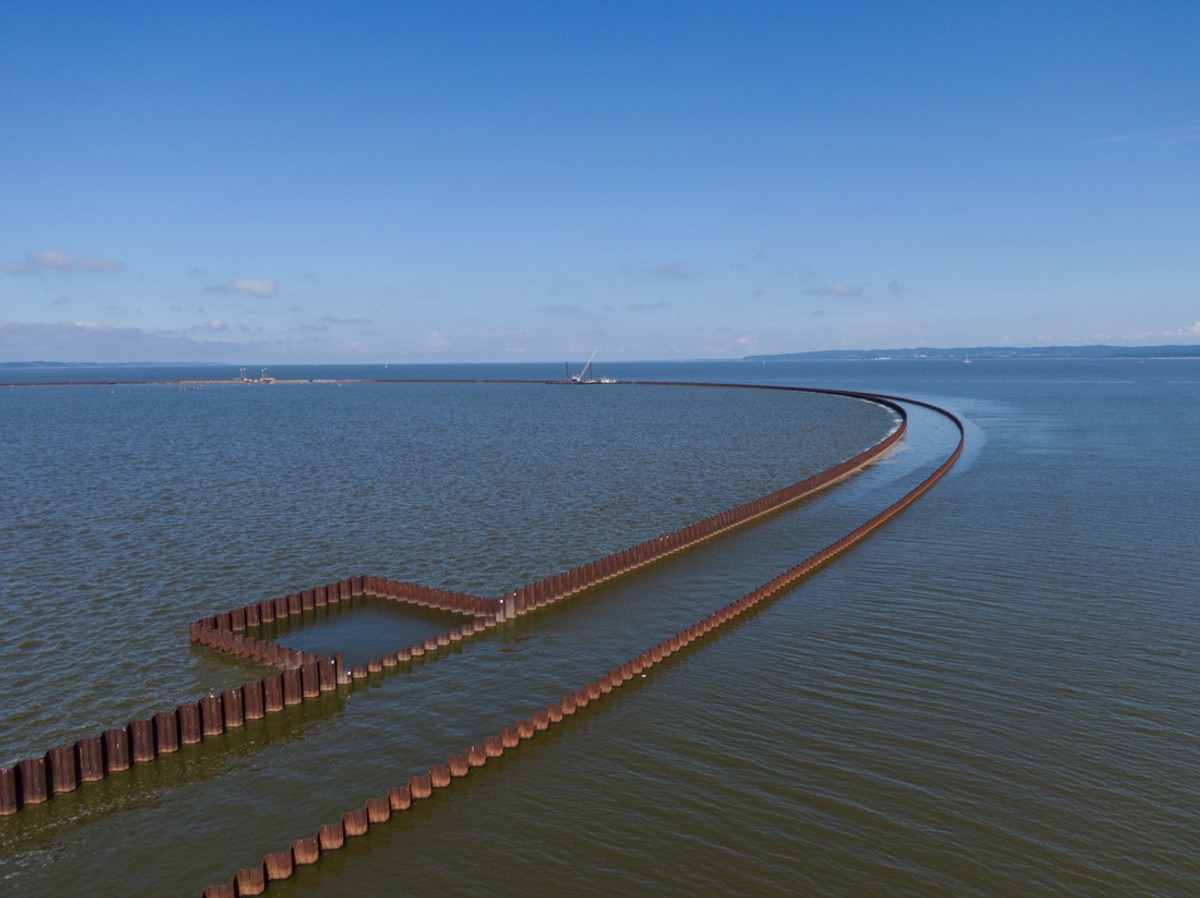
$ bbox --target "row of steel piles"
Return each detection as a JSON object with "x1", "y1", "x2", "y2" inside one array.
[
  {"x1": 202, "y1": 623, "x2": 725, "y2": 896},
  {"x1": 0, "y1": 652, "x2": 347, "y2": 816}
]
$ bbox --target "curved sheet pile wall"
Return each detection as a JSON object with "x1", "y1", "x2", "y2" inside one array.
[
  {"x1": 0, "y1": 380, "x2": 963, "y2": 898},
  {"x1": 0, "y1": 382, "x2": 909, "y2": 819}
]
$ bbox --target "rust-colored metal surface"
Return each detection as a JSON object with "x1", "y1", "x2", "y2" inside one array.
[
  {"x1": 0, "y1": 379, "x2": 963, "y2": 898},
  {"x1": 198, "y1": 386, "x2": 962, "y2": 894}
]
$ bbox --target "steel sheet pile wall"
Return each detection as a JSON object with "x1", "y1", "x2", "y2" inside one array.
[
  {"x1": 200, "y1": 394, "x2": 964, "y2": 895},
  {"x1": 2, "y1": 381, "x2": 962, "y2": 898},
  {"x1": 190, "y1": 576, "x2": 500, "y2": 680},
  {"x1": 495, "y1": 385, "x2": 907, "y2": 621},
  {"x1": 0, "y1": 385, "x2": 909, "y2": 818},
  {"x1": 0, "y1": 576, "x2": 494, "y2": 815}
]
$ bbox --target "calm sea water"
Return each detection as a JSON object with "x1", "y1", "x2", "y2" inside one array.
[{"x1": 1, "y1": 359, "x2": 1197, "y2": 896}]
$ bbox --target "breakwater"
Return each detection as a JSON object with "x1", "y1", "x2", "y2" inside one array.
[
  {"x1": 0, "y1": 380, "x2": 963, "y2": 896},
  {"x1": 201, "y1": 387, "x2": 962, "y2": 896}
]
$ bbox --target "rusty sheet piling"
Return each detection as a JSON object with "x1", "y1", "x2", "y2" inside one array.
[
  {"x1": 1, "y1": 381, "x2": 962, "y2": 898},
  {"x1": 195, "y1": 388, "x2": 963, "y2": 895}
]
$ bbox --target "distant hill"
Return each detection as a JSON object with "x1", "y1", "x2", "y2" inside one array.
[{"x1": 744, "y1": 345, "x2": 1200, "y2": 361}]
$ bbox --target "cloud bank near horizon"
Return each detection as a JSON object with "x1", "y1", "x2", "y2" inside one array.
[
  {"x1": 0, "y1": 320, "x2": 268, "y2": 363},
  {"x1": 4, "y1": 316, "x2": 1199, "y2": 366}
]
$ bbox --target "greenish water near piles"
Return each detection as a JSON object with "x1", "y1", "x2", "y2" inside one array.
[{"x1": 1, "y1": 360, "x2": 1197, "y2": 896}]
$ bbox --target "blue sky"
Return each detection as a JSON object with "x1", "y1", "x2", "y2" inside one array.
[{"x1": 2, "y1": 1, "x2": 1198, "y2": 363}]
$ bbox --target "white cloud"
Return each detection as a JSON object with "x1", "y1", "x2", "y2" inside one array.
[
  {"x1": 32, "y1": 249, "x2": 123, "y2": 272},
  {"x1": 425, "y1": 330, "x2": 450, "y2": 349},
  {"x1": 807, "y1": 282, "x2": 865, "y2": 297},
  {"x1": 0, "y1": 320, "x2": 241, "y2": 362},
  {"x1": 207, "y1": 279, "x2": 279, "y2": 297},
  {"x1": 182, "y1": 319, "x2": 240, "y2": 336},
  {"x1": 1168, "y1": 321, "x2": 1200, "y2": 337},
  {"x1": 2, "y1": 249, "x2": 123, "y2": 275},
  {"x1": 232, "y1": 279, "x2": 278, "y2": 296},
  {"x1": 734, "y1": 335, "x2": 759, "y2": 348},
  {"x1": 316, "y1": 316, "x2": 373, "y2": 326}
]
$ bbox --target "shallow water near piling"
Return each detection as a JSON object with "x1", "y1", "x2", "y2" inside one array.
[{"x1": 1, "y1": 359, "x2": 1198, "y2": 896}]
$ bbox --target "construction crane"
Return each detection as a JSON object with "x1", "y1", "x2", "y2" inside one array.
[{"x1": 570, "y1": 350, "x2": 599, "y2": 383}]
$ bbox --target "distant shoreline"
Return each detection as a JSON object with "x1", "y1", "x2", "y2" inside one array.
[{"x1": 744, "y1": 344, "x2": 1200, "y2": 361}]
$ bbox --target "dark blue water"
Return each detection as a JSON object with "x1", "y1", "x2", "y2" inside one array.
[{"x1": 1, "y1": 359, "x2": 1197, "y2": 896}]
